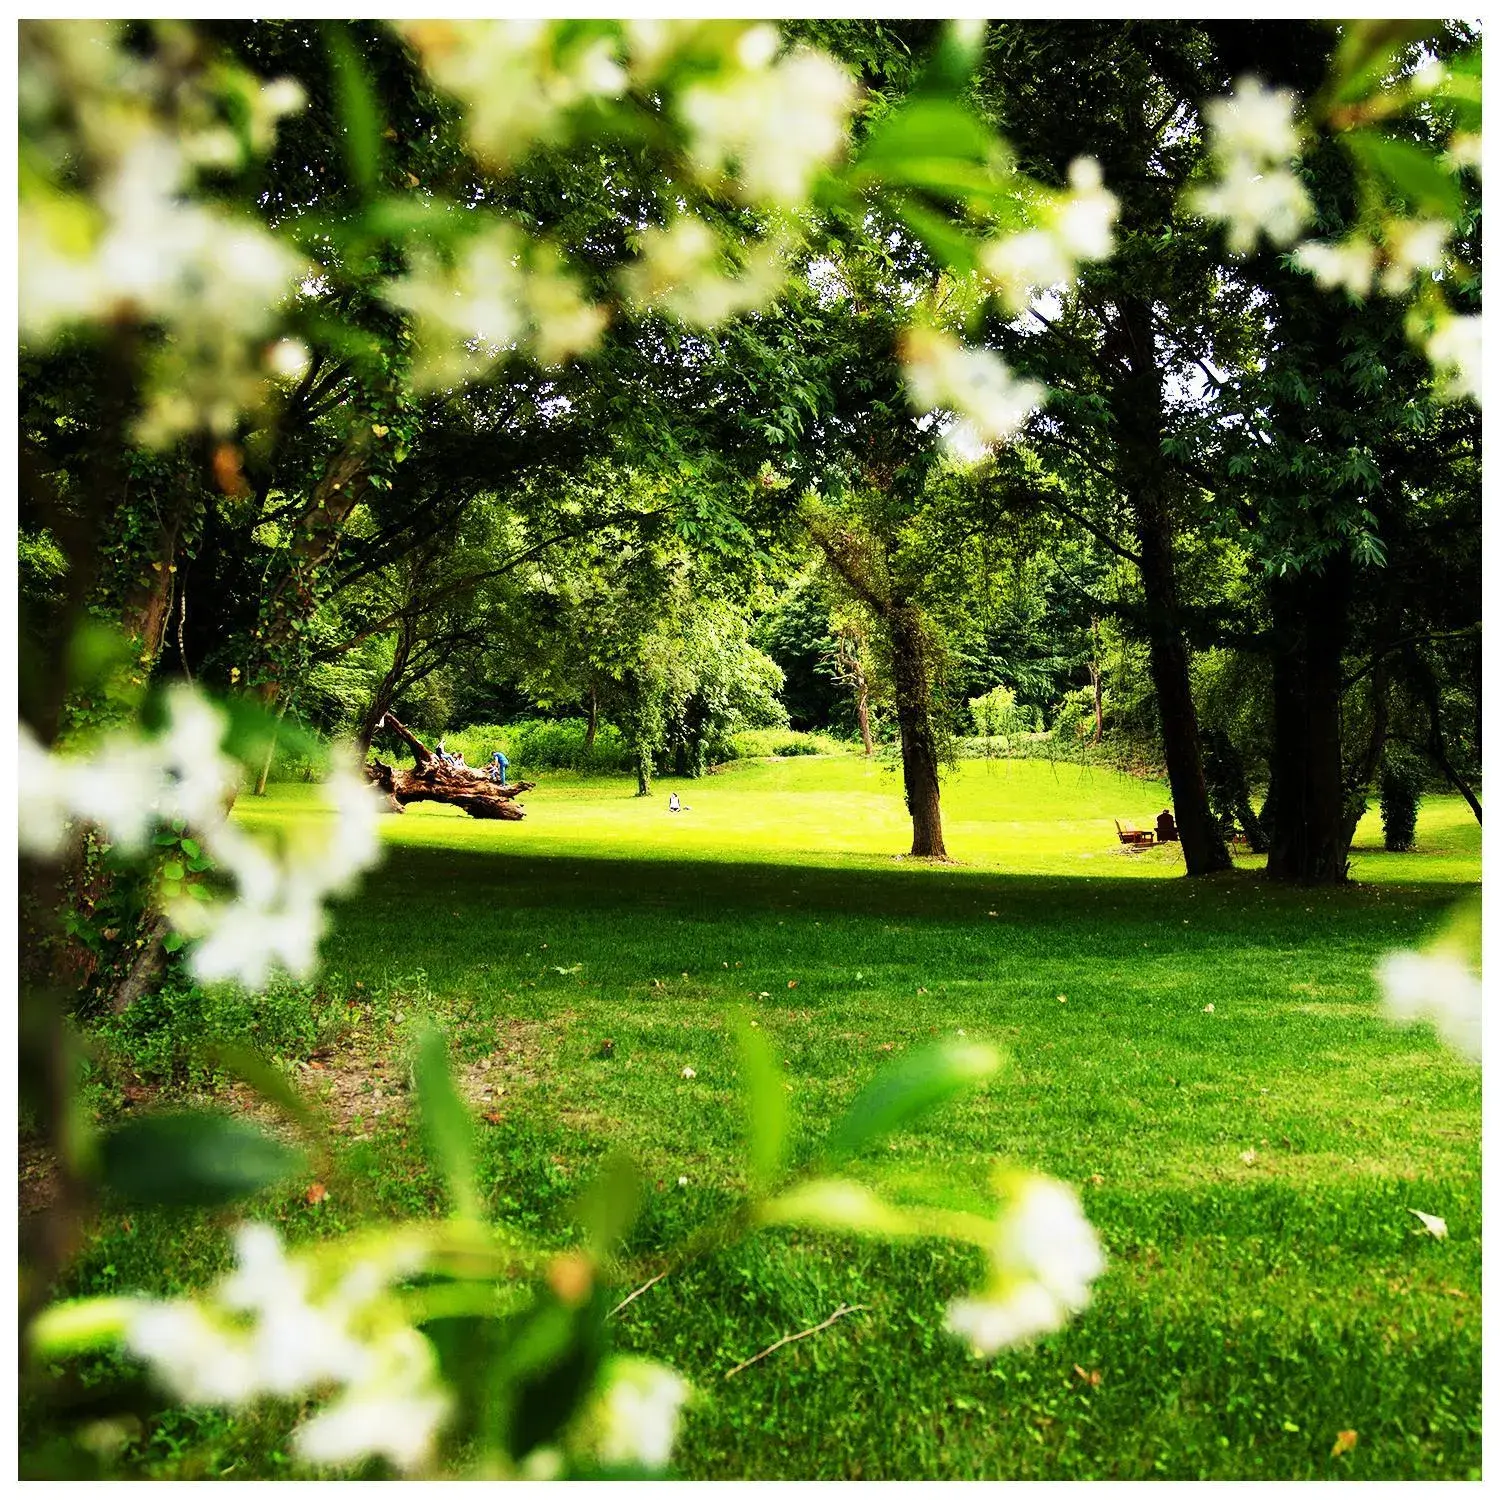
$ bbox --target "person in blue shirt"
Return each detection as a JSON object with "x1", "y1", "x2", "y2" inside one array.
[{"x1": 489, "y1": 750, "x2": 510, "y2": 784}]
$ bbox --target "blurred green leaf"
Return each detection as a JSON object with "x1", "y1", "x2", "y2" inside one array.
[
  {"x1": 98, "y1": 1112, "x2": 301, "y2": 1207},
  {"x1": 761, "y1": 1178, "x2": 914, "y2": 1235},
  {"x1": 211, "y1": 1042, "x2": 323, "y2": 1139},
  {"x1": 734, "y1": 1013, "x2": 790, "y2": 1189},
  {"x1": 1326, "y1": 20, "x2": 1447, "y2": 107},
  {"x1": 573, "y1": 1150, "x2": 641, "y2": 1259},
  {"x1": 859, "y1": 99, "x2": 994, "y2": 175},
  {"x1": 414, "y1": 1028, "x2": 480, "y2": 1220},
  {"x1": 1344, "y1": 129, "x2": 1464, "y2": 218},
  {"x1": 502, "y1": 1288, "x2": 610, "y2": 1459},
  {"x1": 822, "y1": 1037, "x2": 1003, "y2": 1166},
  {"x1": 325, "y1": 22, "x2": 384, "y2": 199}
]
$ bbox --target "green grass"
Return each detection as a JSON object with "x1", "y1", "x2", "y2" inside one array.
[{"x1": 34, "y1": 758, "x2": 1481, "y2": 1479}]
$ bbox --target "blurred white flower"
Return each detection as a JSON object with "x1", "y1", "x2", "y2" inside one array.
[
  {"x1": 1055, "y1": 157, "x2": 1118, "y2": 261},
  {"x1": 623, "y1": 217, "x2": 788, "y2": 326},
  {"x1": 980, "y1": 230, "x2": 1073, "y2": 310},
  {"x1": 1381, "y1": 218, "x2": 1450, "y2": 293},
  {"x1": 266, "y1": 337, "x2": 312, "y2": 380},
  {"x1": 1446, "y1": 130, "x2": 1482, "y2": 175},
  {"x1": 1294, "y1": 236, "x2": 1378, "y2": 298},
  {"x1": 588, "y1": 1356, "x2": 691, "y2": 1470},
  {"x1": 399, "y1": 21, "x2": 625, "y2": 169},
  {"x1": 680, "y1": 46, "x2": 856, "y2": 206},
  {"x1": 944, "y1": 1174, "x2": 1105, "y2": 1357},
  {"x1": 902, "y1": 327, "x2": 1046, "y2": 454},
  {"x1": 1377, "y1": 947, "x2": 1481, "y2": 1060},
  {"x1": 1203, "y1": 75, "x2": 1302, "y2": 164},
  {"x1": 1425, "y1": 314, "x2": 1481, "y2": 405},
  {"x1": 1190, "y1": 76, "x2": 1311, "y2": 254},
  {"x1": 945, "y1": 1282, "x2": 1069, "y2": 1355},
  {"x1": 1191, "y1": 165, "x2": 1311, "y2": 255},
  {"x1": 127, "y1": 1222, "x2": 447, "y2": 1473}
]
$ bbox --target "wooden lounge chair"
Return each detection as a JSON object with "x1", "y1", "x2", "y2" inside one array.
[{"x1": 1115, "y1": 819, "x2": 1155, "y2": 846}]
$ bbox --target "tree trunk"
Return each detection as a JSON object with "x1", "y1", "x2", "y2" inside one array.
[
  {"x1": 584, "y1": 685, "x2": 599, "y2": 750},
  {"x1": 254, "y1": 698, "x2": 291, "y2": 797},
  {"x1": 1266, "y1": 555, "x2": 1353, "y2": 884},
  {"x1": 889, "y1": 606, "x2": 947, "y2": 859},
  {"x1": 1114, "y1": 295, "x2": 1230, "y2": 877},
  {"x1": 856, "y1": 685, "x2": 875, "y2": 757},
  {"x1": 367, "y1": 713, "x2": 534, "y2": 819},
  {"x1": 635, "y1": 745, "x2": 652, "y2": 797},
  {"x1": 1089, "y1": 617, "x2": 1104, "y2": 743}
]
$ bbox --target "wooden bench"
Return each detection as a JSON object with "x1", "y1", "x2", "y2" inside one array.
[{"x1": 1115, "y1": 819, "x2": 1155, "y2": 846}]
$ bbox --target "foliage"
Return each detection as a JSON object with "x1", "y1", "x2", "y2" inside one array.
[{"x1": 1379, "y1": 746, "x2": 1425, "y2": 852}]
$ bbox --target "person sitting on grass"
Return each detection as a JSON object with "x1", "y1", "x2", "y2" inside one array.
[
  {"x1": 1156, "y1": 808, "x2": 1178, "y2": 843},
  {"x1": 668, "y1": 791, "x2": 689, "y2": 812},
  {"x1": 489, "y1": 750, "x2": 510, "y2": 784}
]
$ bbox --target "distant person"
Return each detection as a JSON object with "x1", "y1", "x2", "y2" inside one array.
[
  {"x1": 451, "y1": 750, "x2": 466, "y2": 769},
  {"x1": 489, "y1": 750, "x2": 510, "y2": 784},
  {"x1": 435, "y1": 738, "x2": 456, "y2": 769},
  {"x1": 1156, "y1": 808, "x2": 1178, "y2": 843},
  {"x1": 668, "y1": 791, "x2": 688, "y2": 812}
]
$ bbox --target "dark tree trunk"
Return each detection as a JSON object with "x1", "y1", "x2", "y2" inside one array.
[
  {"x1": 584, "y1": 685, "x2": 599, "y2": 750},
  {"x1": 634, "y1": 746, "x2": 652, "y2": 797},
  {"x1": 367, "y1": 713, "x2": 533, "y2": 819},
  {"x1": 1266, "y1": 555, "x2": 1353, "y2": 884},
  {"x1": 889, "y1": 606, "x2": 947, "y2": 859},
  {"x1": 1113, "y1": 295, "x2": 1230, "y2": 877}
]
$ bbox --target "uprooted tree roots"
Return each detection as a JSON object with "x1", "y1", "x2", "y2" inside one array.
[{"x1": 365, "y1": 713, "x2": 534, "y2": 821}]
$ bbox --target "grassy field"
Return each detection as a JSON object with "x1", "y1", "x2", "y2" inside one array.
[{"x1": 37, "y1": 756, "x2": 1482, "y2": 1479}]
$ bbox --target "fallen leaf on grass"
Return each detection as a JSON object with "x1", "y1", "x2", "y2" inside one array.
[
  {"x1": 552, "y1": 964, "x2": 582, "y2": 975},
  {"x1": 1331, "y1": 1430, "x2": 1358, "y2": 1458},
  {"x1": 1240, "y1": 1149, "x2": 1258, "y2": 1165},
  {"x1": 305, "y1": 1182, "x2": 328, "y2": 1205},
  {"x1": 1073, "y1": 1364, "x2": 1102, "y2": 1387},
  {"x1": 482, "y1": 1111, "x2": 505, "y2": 1125},
  {"x1": 787, "y1": 980, "x2": 798, "y2": 989},
  {"x1": 681, "y1": 1066, "x2": 696, "y2": 1079},
  {"x1": 1408, "y1": 1208, "x2": 1448, "y2": 1239}
]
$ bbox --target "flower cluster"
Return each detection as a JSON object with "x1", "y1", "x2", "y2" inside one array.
[
  {"x1": 397, "y1": 21, "x2": 627, "y2": 171},
  {"x1": 621, "y1": 216, "x2": 788, "y2": 327},
  {"x1": 981, "y1": 157, "x2": 1119, "y2": 313},
  {"x1": 1377, "y1": 947, "x2": 1481, "y2": 1062},
  {"x1": 389, "y1": 226, "x2": 608, "y2": 389},
  {"x1": 900, "y1": 326, "x2": 1047, "y2": 463},
  {"x1": 124, "y1": 1223, "x2": 450, "y2": 1474},
  {"x1": 19, "y1": 21, "x2": 308, "y2": 444},
  {"x1": 572, "y1": 1356, "x2": 692, "y2": 1471},
  {"x1": 1189, "y1": 75, "x2": 1312, "y2": 255},
  {"x1": 18, "y1": 684, "x2": 385, "y2": 991},
  {"x1": 676, "y1": 30, "x2": 858, "y2": 207},
  {"x1": 944, "y1": 1173, "x2": 1107, "y2": 1356}
]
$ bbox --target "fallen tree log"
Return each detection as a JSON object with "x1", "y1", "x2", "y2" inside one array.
[{"x1": 364, "y1": 712, "x2": 534, "y2": 820}]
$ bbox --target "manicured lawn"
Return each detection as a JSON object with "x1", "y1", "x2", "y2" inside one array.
[{"x1": 46, "y1": 757, "x2": 1481, "y2": 1479}]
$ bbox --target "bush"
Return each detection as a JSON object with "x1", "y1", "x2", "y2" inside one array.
[
  {"x1": 723, "y1": 728, "x2": 853, "y2": 759},
  {"x1": 1380, "y1": 748, "x2": 1425, "y2": 851},
  {"x1": 417, "y1": 719, "x2": 635, "y2": 775}
]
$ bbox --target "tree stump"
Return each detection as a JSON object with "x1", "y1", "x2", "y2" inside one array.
[{"x1": 365, "y1": 713, "x2": 533, "y2": 821}]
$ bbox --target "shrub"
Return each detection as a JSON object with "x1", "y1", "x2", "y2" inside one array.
[
  {"x1": 1380, "y1": 748, "x2": 1425, "y2": 851},
  {"x1": 724, "y1": 728, "x2": 853, "y2": 759}
]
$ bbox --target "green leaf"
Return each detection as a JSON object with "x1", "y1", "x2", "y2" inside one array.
[
  {"x1": 161, "y1": 860, "x2": 185, "y2": 882},
  {"x1": 413, "y1": 1028, "x2": 480, "y2": 1220},
  {"x1": 179, "y1": 839, "x2": 201, "y2": 859},
  {"x1": 98, "y1": 1112, "x2": 302, "y2": 1207},
  {"x1": 891, "y1": 197, "x2": 980, "y2": 275},
  {"x1": 822, "y1": 1037, "x2": 1003, "y2": 1166},
  {"x1": 162, "y1": 929, "x2": 185, "y2": 953},
  {"x1": 1327, "y1": 20, "x2": 1448, "y2": 107},
  {"x1": 735, "y1": 1013, "x2": 790, "y2": 1190},
  {"x1": 1343, "y1": 130, "x2": 1463, "y2": 219},
  {"x1": 325, "y1": 21, "x2": 384, "y2": 200},
  {"x1": 211, "y1": 1043, "x2": 323, "y2": 1138},
  {"x1": 859, "y1": 99, "x2": 994, "y2": 174},
  {"x1": 760, "y1": 1178, "x2": 914, "y2": 1236},
  {"x1": 572, "y1": 1150, "x2": 641, "y2": 1259}
]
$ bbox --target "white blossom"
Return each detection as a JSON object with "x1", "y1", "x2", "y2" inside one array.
[
  {"x1": 398, "y1": 21, "x2": 626, "y2": 169},
  {"x1": 1381, "y1": 218, "x2": 1450, "y2": 294},
  {"x1": 1377, "y1": 947, "x2": 1481, "y2": 1060},
  {"x1": 944, "y1": 1282, "x2": 1069, "y2": 1355},
  {"x1": 1203, "y1": 75, "x2": 1302, "y2": 165},
  {"x1": 587, "y1": 1357, "x2": 691, "y2": 1470},
  {"x1": 944, "y1": 1174, "x2": 1106, "y2": 1358},
  {"x1": 901, "y1": 327, "x2": 1046, "y2": 455},
  {"x1": 1425, "y1": 314, "x2": 1482, "y2": 405},
  {"x1": 1191, "y1": 165, "x2": 1312, "y2": 255},
  {"x1": 1190, "y1": 76, "x2": 1312, "y2": 254},
  {"x1": 1294, "y1": 237, "x2": 1378, "y2": 298},
  {"x1": 1055, "y1": 157, "x2": 1118, "y2": 261},
  {"x1": 125, "y1": 1223, "x2": 448, "y2": 1474},
  {"x1": 267, "y1": 338, "x2": 312, "y2": 381},
  {"x1": 679, "y1": 46, "x2": 856, "y2": 206}
]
